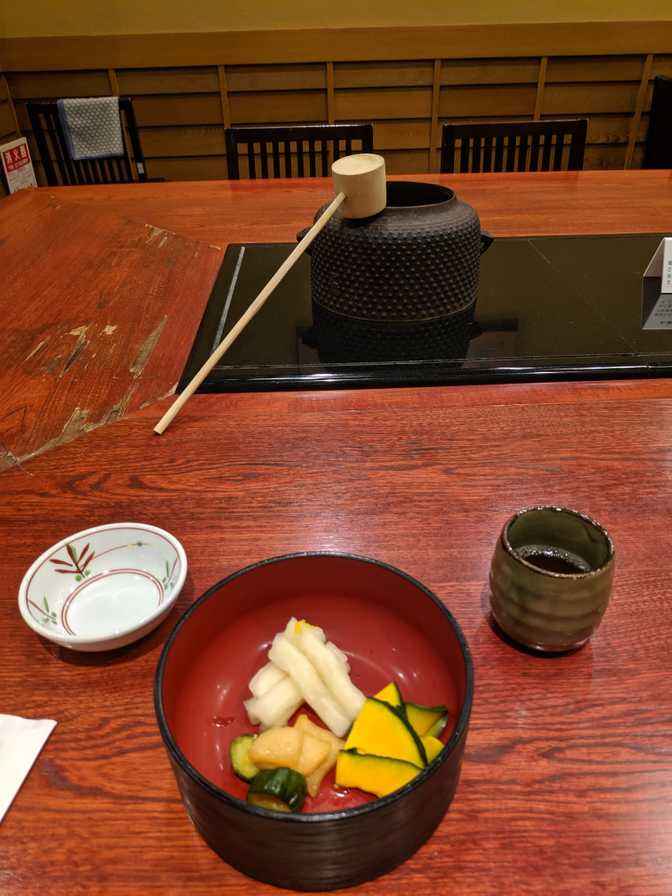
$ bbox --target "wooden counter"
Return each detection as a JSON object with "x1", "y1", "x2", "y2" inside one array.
[{"x1": 1, "y1": 170, "x2": 671, "y2": 896}]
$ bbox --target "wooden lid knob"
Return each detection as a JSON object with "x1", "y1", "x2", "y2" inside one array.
[{"x1": 332, "y1": 153, "x2": 387, "y2": 219}]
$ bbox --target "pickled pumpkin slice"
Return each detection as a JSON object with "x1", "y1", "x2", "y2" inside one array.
[
  {"x1": 405, "y1": 702, "x2": 449, "y2": 738},
  {"x1": 335, "y1": 750, "x2": 421, "y2": 797},
  {"x1": 421, "y1": 735, "x2": 444, "y2": 763},
  {"x1": 345, "y1": 697, "x2": 427, "y2": 766},
  {"x1": 373, "y1": 682, "x2": 405, "y2": 711}
]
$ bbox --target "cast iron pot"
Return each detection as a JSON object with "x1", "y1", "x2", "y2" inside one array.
[
  {"x1": 299, "y1": 181, "x2": 493, "y2": 361},
  {"x1": 155, "y1": 552, "x2": 473, "y2": 891}
]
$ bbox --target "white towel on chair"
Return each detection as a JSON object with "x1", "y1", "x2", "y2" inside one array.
[{"x1": 57, "y1": 97, "x2": 124, "y2": 161}]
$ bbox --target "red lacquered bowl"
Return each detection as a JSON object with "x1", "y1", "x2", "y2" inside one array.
[{"x1": 155, "y1": 553, "x2": 473, "y2": 891}]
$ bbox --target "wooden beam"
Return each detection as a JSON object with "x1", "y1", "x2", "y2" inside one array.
[
  {"x1": 625, "y1": 53, "x2": 653, "y2": 169},
  {"x1": 217, "y1": 65, "x2": 231, "y2": 128},
  {"x1": 534, "y1": 56, "x2": 548, "y2": 119},
  {"x1": 430, "y1": 59, "x2": 441, "y2": 172},
  {"x1": 107, "y1": 68, "x2": 119, "y2": 95},
  {"x1": 1, "y1": 73, "x2": 20, "y2": 134},
  {"x1": 326, "y1": 62, "x2": 334, "y2": 123},
  {"x1": 1, "y1": 21, "x2": 672, "y2": 70}
]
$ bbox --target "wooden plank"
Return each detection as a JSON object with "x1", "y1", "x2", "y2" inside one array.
[
  {"x1": 228, "y1": 90, "x2": 326, "y2": 123},
  {"x1": 547, "y1": 55, "x2": 647, "y2": 83},
  {"x1": 4, "y1": 22, "x2": 672, "y2": 71},
  {"x1": 146, "y1": 155, "x2": 229, "y2": 180},
  {"x1": 430, "y1": 60, "x2": 441, "y2": 172},
  {"x1": 5, "y1": 70, "x2": 110, "y2": 98},
  {"x1": 0, "y1": 77, "x2": 9, "y2": 102},
  {"x1": 0, "y1": 101, "x2": 17, "y2": 138},
  {"x1": 0, "y1": 191, "x2": 222, "y2": 466},
  {"x1": 108, "y1": 69, "x2": 119, "y2": 96},
  {"x1": 137, "y1": 125, "x2": 226, "y2": 157},
  {"x1": 625, "y1": 54, "x2": 654, "y2": 169},
  {"x1": 326, "y1": 62, "x2": 334, "y2": 123},
  {"x1": 653, "y1": 55, "x2": 672, "y2": 77},
  {"x1": 217, "y1": 66, "x2": 231, "y2": 129},
  {"x1": 335, "y1": 61, "x2": 433, "y2": 88},
  {"x1": 335, "y1": 87, "x2": 432, "y2": 120},
  {"x1": 586, "y1": 113, "x2": 646, "y2": 145},
  {"x1": 132, "y1": 94, "x2": 223, "y2": 127},
  {"x1": 439, "y1": 84, "x2": 537, "y2": 118},
  {"x1": 380, "y1": 147, "x2": 430, "y2": 174},
  {"x1": 226, "y1": 63, "x2": 325, "y2": 92},
  {"x1": 373, "y1": 120, "x2": 432, "y2": 149},
  {"x1": 534, "y1": 57, "x2": 548, "y2": 119},
  {"x1": 544, "y1": 82, "x2": 640, "y2": 115},
  {"x1": 441, "y1": 58, "x2": 539, "y2": 85},
  {"x1": 117, "y1": 67, "x2": 219, "y2": 95},
  {"x1": 584, "y1": 143, "x2": 628, "y2": 168}
]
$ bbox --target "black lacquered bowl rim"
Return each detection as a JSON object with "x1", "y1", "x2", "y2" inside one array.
[
  {"x1": 501, "y1": 505, "x2": 615, "y2": 578},
  {"x1": 154, "y1": 551, "x2": 474, "y2": 825}
]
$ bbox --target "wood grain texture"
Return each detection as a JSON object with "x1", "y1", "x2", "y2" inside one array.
[
  {"x1": 2, "y1": 378, "x2": 672, "y2": 894},
  {"x1": 5, "y1": 42, "x2": 663, "y2": 185},
  {"x1": 2, "y1": 22, "x2": 672, "y2": 69},
  {"x1": 1, "y1": 176, "x2": 672, "y2": 895},
  {"x1": 0, "y1": 190, "x2": 222, "y2": 468},
  {"x1": 33, "y1": 169, "x2": 672, "y2": 248}
]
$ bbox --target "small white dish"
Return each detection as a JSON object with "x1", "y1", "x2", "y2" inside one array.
[{"x1": 18, "y1": 523, "x2": 187, "y2": 652}]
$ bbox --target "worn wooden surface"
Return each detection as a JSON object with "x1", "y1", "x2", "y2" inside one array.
[
  {"x1": 45, "y1": 169, "x2": 672, "y2": 246},
  {"x1": 0, "y1": 190, "x2": 222, "y2": 468},
  {"x1": 1, "y1": 173, "x2": 672, "y2": 895}
]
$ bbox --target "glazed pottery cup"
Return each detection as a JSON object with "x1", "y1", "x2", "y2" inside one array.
[{"x1": 489, "y1": 506, "x2": 615, "y2": 652}]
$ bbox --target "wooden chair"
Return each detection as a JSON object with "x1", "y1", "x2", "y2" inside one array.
[
  {"x1": 643, "y1": 76, "x2": 672, "y2": 169},
  {"x1": 225, "y1": 123, "x2": 374, "y2": 179},
  {"x1": 440, "y1": 119, "x2": 587, "y2": 173},
  {"x1": 26, "y1": 97, "x2": 148, "y2": 185}
]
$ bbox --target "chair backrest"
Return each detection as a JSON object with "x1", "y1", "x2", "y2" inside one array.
[
  {"x1": 26, "y1": 97, "x2": 147, "y2": 186},
  {"x1": 440, "y1": 119, "x2": 588, "y2": 174},
  {"x1": 225, "y1": 123, "x2": 374, "y2": 179},
  {"x1": 643, "y1": 76, "x2": 672, "y2": 169}
]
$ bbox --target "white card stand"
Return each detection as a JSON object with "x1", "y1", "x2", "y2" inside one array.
[{"x1": 642, "y1": 237, "x2": 672, "y2": 330}]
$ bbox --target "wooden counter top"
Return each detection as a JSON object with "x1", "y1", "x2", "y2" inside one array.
[{"x1": 1, "y1": 170, "x2": 671, "y2": 896}]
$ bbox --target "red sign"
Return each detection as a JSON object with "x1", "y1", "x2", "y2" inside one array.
[
  {"x1": 3, "y1": 143, "x2": 29, "y2": 173},
  {"x1": 1, "y1": 137, "x2": 37, "y2": 193}
]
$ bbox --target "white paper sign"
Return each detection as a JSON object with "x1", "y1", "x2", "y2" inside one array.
[
  {"x1": 642, "y1": 237, "x2": 672, "y2": 329},
  {"x1": 1, "y1": 137, "x2": 38, "y2": 193}
]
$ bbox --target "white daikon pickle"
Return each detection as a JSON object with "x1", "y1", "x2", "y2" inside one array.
[
  {"x1": 295, "y1": 627, "x2": 364, "y2": 721},
  {"x1": 248, "y1": 662, "x2": 286, "y2": 698},
  {"x1": 326, "y1": 641, "x2": 350, "y2": 671},
  {"x1": 268, "y1": 634, "x2": 351, "y2": 737},
  {"x1": 244, "y1": 675, "x2": 303, "y2": 729},
  {"x1": 284, "y1": 617, "x2": 326, "y2": 644}
]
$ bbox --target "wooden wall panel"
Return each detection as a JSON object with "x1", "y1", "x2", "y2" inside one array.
[
  {"x1": 0, "y1": 100, "x2": 16, "y2": 138},
  {"x1": 544, "y1": 82, "x2": 640, "y2": 115},
  {"x1": 546, "y1": 56, "x2": 645, "y2": 82},
  {"x1": 227, "y1": 64, "x2": 325, "y2": 92},
  {"x1": 117, "y1": 67, "x2": 219, "y2": 94},
  {"x1": 441, "y1": 58, "x2": 539, "y2": 85},
  {"x1": 228, "y1": 90, "x2": 327, "y2": 123},
  {"x1": 132, "y1": 94, "x2": 222, "y2": 126},
  {"x1": 335, "y1": 61, "x2": 433, "y2": 88},
  {"x1": 1, "y1": 23, "x2": 669, "y2": 185},
  {"x1": 335, "y1": 87, "x2": 432, "y2": 120},
  {"x1": 6, "y1": 70, "x2": 109, "y2": 98},
  {"x1": 439, "y1": 84, "x2": 537, "y2": 117}
]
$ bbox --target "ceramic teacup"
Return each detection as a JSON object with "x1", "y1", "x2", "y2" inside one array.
[{"x1": 489, "y1": 506, "x2": 615, "y2": 652}]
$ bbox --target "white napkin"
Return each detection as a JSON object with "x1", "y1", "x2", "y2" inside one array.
[{"x1": 0, "y1": 714, "x2": 56, "y2": 822}]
